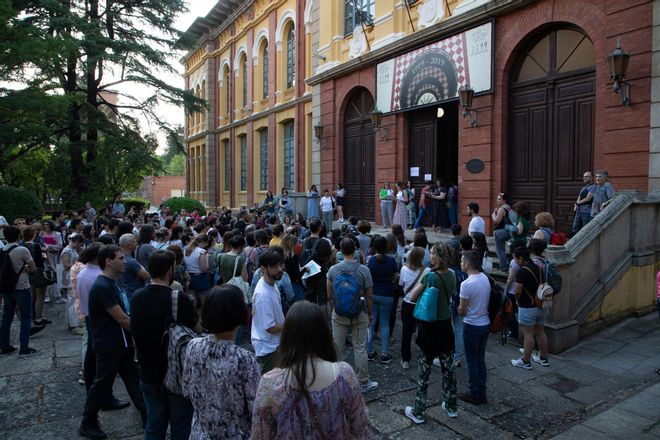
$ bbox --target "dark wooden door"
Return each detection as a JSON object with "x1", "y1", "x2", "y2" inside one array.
[
  {"x1": 508, "y1": 28, "x2": 595, "y2": 232},
  {"x1": 343, "y1": 89, "x2": 375, "y2": 220}
]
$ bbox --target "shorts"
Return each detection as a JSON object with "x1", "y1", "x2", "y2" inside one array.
[{"x1": 518, "y1": 306, "x2": 546, "y2": 326}]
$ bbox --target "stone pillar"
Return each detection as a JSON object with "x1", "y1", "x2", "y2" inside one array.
[
  {"x1": 310, "y1": 0, "x2": 321, "y2": 190},
  {"x1": 650, "y1": 0, "x2": 660, "y2": 192},
  {"x1": 205, "y1": 41, "x2": 217, "y2": 207}
]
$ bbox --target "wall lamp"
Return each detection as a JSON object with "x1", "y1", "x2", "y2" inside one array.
[
  {"x1": 314, "y1": 123, "x2": 324, "y2": 142},
  {"x1": 606, "y1": 37, "x2": 631, "y2": 106},
  {"x1": 370, "y1": 109, "x2": 388, "y2": 140},
  {"x1": 459, "y1": 85, "x2": 479, "y2": 127}
]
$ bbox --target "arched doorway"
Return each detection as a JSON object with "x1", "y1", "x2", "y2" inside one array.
[
  {"x1": 508, "y1": 26, "x2": 595, "y2": 232},
  {"x1": 343, "y1": 88, "x2": 376, "y2": 220}
]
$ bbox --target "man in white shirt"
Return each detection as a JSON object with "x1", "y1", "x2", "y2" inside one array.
[
  {"x1": 458, "y1": 250, "x2": 491, "y2": 406},
  {"x1": 467, "y1": 203, "x2": 486, "y2": 236},
  {"x1": 251, "y1": 248, "x2": 286, "y2": 374},
  {"x1": 0, "y1": 215, "x2": 8, "y2": 243}
]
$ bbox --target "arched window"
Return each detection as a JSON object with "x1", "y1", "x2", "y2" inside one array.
[
  {"x1": 262, "y1": 44, "x2": 269, "y2": 98},
  {"x1": 224, "y1": 67, "x2": 230, "y2": 115},
  {"x1": 241, "y1": 54, "x2": 248, "y2": 107},
  {"x1": 283, "y1": 120, "x2": 295, "y2": 190},
  {"x1": 286, "y1": 25, "x2": 295, "y2": 89}
]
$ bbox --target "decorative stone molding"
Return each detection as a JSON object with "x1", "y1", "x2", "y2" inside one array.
[
  {"x1": 304, "y1": 0, "x2": 313, "y2": 34},
  {"x1": 275, "y1": 9, "x2": 296, "y2": 52},
  {"x1": 417, "y1": 0, "x2": 445, "y2": 30},
  {"x1": 348, "y1": 25, "x2": 367, "y2": 59},
  {"x1": 453, "y1": 0, "x2": 491, "y2": 16},
  {"x1": 233, "y1": 45, "x2": 247, "y2": 77},
  {"x1": 252, "y1": 28, "x2": 269, "y2": 63}
]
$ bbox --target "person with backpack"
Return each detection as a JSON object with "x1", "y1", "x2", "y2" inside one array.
[
  {"x1": 457, "y1": 250, "x2": 491, "y2": 406},
  {"x1": 301, "y1": 218, "x2": 332, "y2": 307},
  {"x1": 491, "y1": 192, "x2": 515, "y2": 272},
  {"x1": 183, "y1": 285, "x2": 259, "y2": 440},
  {"x1": 130, "y1": 250, "x2": 201, "y2": 440},
  {"x1": 79, "y1": 245, "x2": 147, "y2": 440},
  {"x1": 510, "y1": 246, "x2": 549, "y2": 370},
  {"x1": 533, "y1": 212, "x2": 566, "y2": 245},
  {"x1": 21, "y1": 226, "x2": 51, "y2": 330},
  {"x1": 326, "y1": 238, "x2": 378, "y2": 394},
  {"x1": 404, "y1": 244, "x2": 458, "y2": 424},
  {"x1": 399, "y1": 247, "x2": 429, "y2": 370},
  {"x1": 0, "y1": 226, "x2": 38, "y2": 357},
  {"x1": 366, "y1": 236, "x2": 399, "y2": 364}
]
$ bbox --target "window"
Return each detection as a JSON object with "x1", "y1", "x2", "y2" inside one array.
[
  {"x1": 240, "y1": 135, "x2": 247, "y2": 191},
  {"x1": 260, "y1": 129, "x2": 269, "y2": 191},
  {"x1": 242, "y1": 56, "x2": 248, "y2": 107},
  {"x1": 224, "y1": 67, "x2": 230, "y2": 115},
  {"x1": 344, "y1": 0, "x2": 375, "y2": 36},
  {"x1": 286, "y1": 26, "x2": 295, "y2": 89},
  {"x1": 262, "y1": 44, "x2": 269, "y2": 98},
  {"x1": 283, "y1": 121, "x2": 295, "y2": 190},
  {"x1": 224, "y1": 140, "x2": 230, "y2": 191}
]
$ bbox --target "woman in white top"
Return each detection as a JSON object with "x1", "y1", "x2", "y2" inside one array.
[
  {"x1": 319, "y1": 189, "x2": 335, "y2": 234},
  {"x1": 406, "y1": 180, "x2": 416, "y2": 229},
  {"x1": 41, "y1": 220, "x2": 63, "y2": 303},
  {"x1": 393, "y1": 181, "x2": 409, "y2": 228},
  {"x1": 334, "y1": 183, "x2": 346, "y2": 223},
  {"x1": 399, "y1": 247, "x2": 429, "y2": 370},
  {"x1": 251, "y1": 301, "x2": 368, "y2": 439},
  {"x1": 61, "y1": 234, "x2": 84, "y2": 329},
  {"x1": 184, "y1": 233, "x2": 210, "y2": 307}
]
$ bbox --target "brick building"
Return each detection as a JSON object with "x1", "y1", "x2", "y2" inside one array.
[
  {"x1": 305, "y1": 0, "x2": 657, "y2": 232},
  {"x1": 137, "y1": 176, "x2": 185, "y2": 207}
]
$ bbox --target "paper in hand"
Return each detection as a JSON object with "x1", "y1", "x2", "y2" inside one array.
[{"x1": 301, "y1": 260, "x2": 321, "y2": 280}]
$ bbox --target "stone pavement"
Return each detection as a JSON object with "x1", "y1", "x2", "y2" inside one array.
[{"x1": 1, "y1": 303, "x2": 659, "y2": 440}]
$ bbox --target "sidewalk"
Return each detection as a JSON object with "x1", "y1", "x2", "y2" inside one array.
[{"x1": 0, "y1": 302, "x2": 658, "y2": 439}]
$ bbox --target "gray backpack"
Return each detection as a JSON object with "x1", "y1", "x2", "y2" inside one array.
[{"x1": 163, "y1": 290, "x2": 197, "y2": 395}]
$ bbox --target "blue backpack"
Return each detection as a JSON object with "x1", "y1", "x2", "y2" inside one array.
[{"x1": 333, "y1": 268, "x2": 362, "y2": 318}]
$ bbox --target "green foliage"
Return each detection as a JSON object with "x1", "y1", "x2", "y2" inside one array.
[
  {"x1": 164, "y1": 197, "x2": 205, "y2": 215},
  {"x1": 165, "y1": 153, "x2": 185, "y2": 176},
  {"x1": 0, "y1": 186, "x2": 44, "y2": 223},
  {"x1": 119, "y1": 197, "x2": 150, "y2": 212}
]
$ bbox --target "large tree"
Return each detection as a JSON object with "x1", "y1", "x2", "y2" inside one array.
[{"x1": 0, "y1": 0, "x2": 203, "y2": 206}]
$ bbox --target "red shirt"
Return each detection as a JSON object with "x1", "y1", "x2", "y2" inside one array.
[{"x1": 419, "y1": 186, "x2": 430, "y2": 208}]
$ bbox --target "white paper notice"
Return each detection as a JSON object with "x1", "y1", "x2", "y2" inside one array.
[
  {"x1": 301, "y1": 260, "x2": 321, "y2": 280},
  {"x1": 410, "y1": 167, "x2": 420, "y2": 177},
  {"x1": 424, "y1": 174, "x2": 432, "y2": 181}
]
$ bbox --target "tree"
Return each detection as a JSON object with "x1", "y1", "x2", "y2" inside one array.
[{"x1": 165, "y1": 153, "x2": 185, "y2": 176}]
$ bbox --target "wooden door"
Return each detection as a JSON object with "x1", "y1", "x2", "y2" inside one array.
[
  {"x1": 343, "y1": 89, "x2": 375, "y2": 220},
  {"x1": 508, "y1": 28, "x2": 595, "y2": 232}
]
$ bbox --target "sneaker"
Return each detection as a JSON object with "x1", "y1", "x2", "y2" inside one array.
[
  {"x1": 360, "y1": 380, "x2": 379, "y2": 393},
  {"x1": 78, "y1": 423, "x2": 108, "y2": 440},
  {"x1": 367, "y1": 352, "x2": 377, "y2": 362},
  {"x1": 29, "y1": 325, "x2": 46, "y2": 336},
  {"x1": 401, "y1": 361, "x2": 410, "y2": 370},
  {"x1": 532, "y1": 353, "x2": 550, "y2": 367},
  {"x1": 54, "y1": 297, "x2": 66, "y2": 304},
  {"x1": 34, "y1": 319, "x2": 52, "y2": 326},
  {"x1": 78, "y1": 378, "x2": 86, "y2": 385},
  {"x1": 441, "y1": 401, "x2": 458, "y2": 418},
  {"x1": 1, "y1": 346, "x2": 17, "y2": 355},
  {"x1": 404, "y1": 406, "x2": 425, "y2": 424},
  {"x1": 44, "y1": 297, "x2": 51, "y2": 304},
  {"x1": 452, "y1": 358, "x2": 462, "y2": 368},
  {"x1": 381, "y1": 353, "x2": 393, "y2": 364},
  {"x1": 19, "y1": 347, "x2": 39, "y2": 357},
  {"x1": 71, "y1": 327, "x2": 84, "y2": 336},
  {"x1": 432, "y1": 357, "x2": 441, "y2": 367},
  {"x1": 511, "y1": 358, "x2": 532, "y2": 370},
  {"x1": 519, "y1": 348, "x2": 539, "y2": 358}
]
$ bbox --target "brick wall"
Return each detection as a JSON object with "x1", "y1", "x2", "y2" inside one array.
[{"x1": 138, "y1": 176, "x2": 186, "y2": 207}]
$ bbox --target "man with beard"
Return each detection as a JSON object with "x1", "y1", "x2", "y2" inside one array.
[
  {"x1": 130, "y1": 250, "x2": 201, "y2": 440},
  {"x1": 251, "y1": 248, "x2": 286, "y2": 374}
]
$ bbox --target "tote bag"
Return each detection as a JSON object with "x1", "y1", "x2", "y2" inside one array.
[{"x1": 413, "y1": 273, "x2": 440, "y2": 322}]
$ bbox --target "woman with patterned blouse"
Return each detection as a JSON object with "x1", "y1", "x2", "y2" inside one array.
[
  {"x1": 251, "y1": 301, "x2": 369, "y2": 439},
  {"x1": 182, "y1": 285, "x2": 260, "y2": 440}
]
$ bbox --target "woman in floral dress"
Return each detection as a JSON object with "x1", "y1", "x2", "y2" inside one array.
[
  {"x1": 251, "y1": 301, "x2": 369, "y2": 439},
  {"x1": 392, "y1": 181, "x2": 409, "y2": 229}
]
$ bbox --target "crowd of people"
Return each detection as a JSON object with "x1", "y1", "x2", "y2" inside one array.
[{"x1": 0, "y1": 168, "x2": 618, "y2": 439}]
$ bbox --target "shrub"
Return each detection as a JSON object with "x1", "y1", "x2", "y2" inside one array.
[
  {"x1": 122, "y1": 197, "x2": 150, "y2": 212},
  {"x1": 164, "y1": 197, "x2": 206, "y2": 215},
  {"x1": 0, "y1": 186, "x2": 44, "y2": 223}
]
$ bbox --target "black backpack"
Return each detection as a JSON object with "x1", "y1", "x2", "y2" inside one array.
[
  {"x1": 299, "y1": 238, "x2": 321, "y2": 268},
  {"x1": 486, "y1": 275, "x2": 504, "y2": 325},
  {"x1": 0, "y1": 245, "x2": 24, "y2": 295}
]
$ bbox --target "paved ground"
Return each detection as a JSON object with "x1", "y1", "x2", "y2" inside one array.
[{"x1": 1, "y1": 303, "x2": 659, "y2": 439}]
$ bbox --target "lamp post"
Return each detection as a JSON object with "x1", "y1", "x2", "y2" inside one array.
[
  {"x1": 370, "y1": 109, "x2": 388, "y2": 140},
  {"x1": 606, "y1": 37, "x2": 631, "y2": 106},
  {"x1": 459, "y1": 84, "x2": 478, "y2": 127}
]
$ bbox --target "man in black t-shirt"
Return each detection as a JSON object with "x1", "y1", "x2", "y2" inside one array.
[
  {"x1": 79, "y1": 245, "x2": 146, "y2": 440},
  {"x1": 131, "y1": 250, "x2": 200, "y2": 440},
  {"x1": 302, "y1": 218, "x2": 332, "y2": 308}
]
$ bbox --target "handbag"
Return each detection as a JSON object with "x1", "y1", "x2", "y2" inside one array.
[
  {"x1": 482, "y1": 252, "x2": 493, "y2": 274},
  {"x1": 225, "y1": 255, "x2": 250, "y2": 304},
  {"x1": 413, "y1": 272, "x2": 440, "y2": 322},
  {"x1": 30, "y1": 266, "x2": 57, "y2": 288}
]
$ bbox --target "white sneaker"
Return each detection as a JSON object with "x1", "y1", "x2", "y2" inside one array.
[
  {"x1": 532, "y1": 353, "x2": 550, "y2": 367},
  {"x1": 401, "y1": 361, "x2": 410, "y2": 370},
  {"x1": 441, "y1": 401, "x2": 458, "y2": 418},
  {"x1": 361, "y1": 380, "x2": 379, "y2": 393},
  {"x1": 511, "y1": 357, "x2": 532, "y2": 370},
  {"x1": 404, "y1": 406, "x2": 425, "y2": 424},
  {"x1": 432, "y1": 357, "x2": 441, "y2": 367},
  {"x1": 452, "y1": 358, "x2": 462, "y2": 368},
  {"x1": 519, "y1": 348, "x2": 539, "y2": 358}
]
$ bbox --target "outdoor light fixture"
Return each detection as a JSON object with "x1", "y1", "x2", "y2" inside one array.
[
  {"x1": 459, "y1": 84, "x2": 478, "y2": 127},
  {"x1": 370, "y1": 109, "x2": 388, "y2": 140},
  {"x1": 314, "y1": 123, "x2": 324, "y2": 142},
  {"x1": 606, "y1": 37, "x2": 631, "y2": 106},
  {"x1": 437, "y1": 107, "x2": 445, "y2": 118}
]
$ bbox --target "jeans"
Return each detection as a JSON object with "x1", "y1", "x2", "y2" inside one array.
[
  {"x1": 380, "y1": 201, "x2": 393, "y2": 226},
  {"x1": 291, "y1": 281, "x2": 305, "y2": 304},
  {"x1": 494, "y1": 228, "x2": 511, "y2": 270},
  {"x1": 448, "y1": 202, "x2": 458, "y2": 226},
  {"x1": 572, "y1": 211, "x2": 592, "y2": 234},
  {"x1": 367, "y1": 295, "x2": 394, "y2": 355},
  {"x1": 332, "y1": 311, "x2": 370, "y2": 383},
  {"x1": 140, "y1": 382, "x2": 193, "y2": 440},
  {"x1": 451, "y1": 308, "x2": 464, "y2": 362},
  {"x1": 414, "y1": 206, "x2": 428, "y2": 229},
  {"x1": 463, "y1": 323, "x2": 490, "y2": 399},
  {"x1": 82, "y1": 346, "x2": 147, "y2": 427},
  {"x1": 322, "y1": 210, "x2": 333, "y2": 233},
  {"x1": 0, "y1": 288, "x2": 32, "y2": 351},
  {"x1": 257, "y1": 351, "x2": 277, "y2": 375},
  {"x1": 407, "y1": 203, "x2": 416, "y2": 226},
  {"x1": 400, "y1": 301, "x2": 417, "y2": 363}
]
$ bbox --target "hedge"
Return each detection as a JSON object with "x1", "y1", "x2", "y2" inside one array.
[
  {"x1": 0, "y1": 186, "x2": 44, "y2": 223},
  {"x1": 164, "y1": 197, "x2": 206, "y2": 215},
  {"x1": 121, "y1": 197, "x2": 150, "y2": 212}
]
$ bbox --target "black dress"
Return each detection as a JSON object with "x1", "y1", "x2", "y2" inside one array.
[{"x1": 432, "y1": 186, "x2": 450, "y2": 228}]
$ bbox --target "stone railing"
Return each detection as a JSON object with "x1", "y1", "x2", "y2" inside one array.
[{"x1": 544, "y1": 191, "x2": 660, "y2": 352}]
